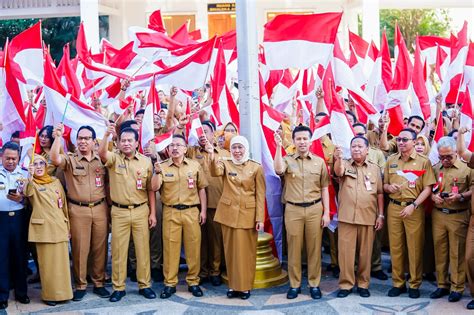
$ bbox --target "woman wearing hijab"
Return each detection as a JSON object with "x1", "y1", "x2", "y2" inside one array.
[
  {"x1": 216, "y1": 122, "x2": 239, "y2": 151},
  {"x1": 25, "y1": 155, "x2": 72, "y2": 306},
  {"x1": 208, "y1": 136, "x2": 265, "y2": 299}
]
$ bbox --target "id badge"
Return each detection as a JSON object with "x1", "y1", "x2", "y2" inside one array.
[
  {"x1": 408, "y1": 181, "x2": 416, "y2": 188},
  {"x1": 95, "y1": 175, "x2": 103, "y2": 187},
  {"x1": 187, "y1": 178, "x2": 195, "y2": 189},
  {"x1": 136, "y1": 178, "x2": 143, "y2": 190},
  {"x1": 452, "y1": 185, "x2": 459, "y2": 194},
  {"x1": 365, "y1": 179, "x2": 372, "y2": 191},
  {"x1": 58, "y1": 196, "x2": 63, "y2": 208}
]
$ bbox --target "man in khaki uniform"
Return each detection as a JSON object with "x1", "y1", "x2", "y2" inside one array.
[
  {"x1": 99, "y1": 124, "x2": 157, "y2": 302},
  {"x1": 274, "y1": 125, "x2": 330, "y2": 300},
  {"x1": 333, "y1": 137, "x2": 384, "y2": 298},
  {"x1": 384, "y1": 128, "x2": 435, "y2": 298},
  {"x1": 152, "y1": 134, "x2": 208, "y2": 299},
  {"x1": 429, "y1": 136, "x2": 472, "y2": 303},
  {"x1": 50, "y1": 124, "x2": 110, "y2": 301},
  {"x1": 187, "y1": 121, "x2": 228, "y2": 286},
  {"x1": 456, "y1": 127, "x2": 474, "y2": 310}
]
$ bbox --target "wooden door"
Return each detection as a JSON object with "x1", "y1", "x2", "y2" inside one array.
[{"x1": 208, "y1": 13, "x2": 235, "y2": 37}]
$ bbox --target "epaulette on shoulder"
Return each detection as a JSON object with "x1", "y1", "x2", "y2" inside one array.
[
  {"x1": 159, "y1": 159, "x2": 169, "y2": 164},
  {"x1": 248, "y1": 159, "x2": 261, "y2": 165}
]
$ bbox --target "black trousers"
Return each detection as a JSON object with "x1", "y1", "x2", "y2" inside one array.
[{"x1": 0, "y1": 210, "x2": 28, "y2": 301}]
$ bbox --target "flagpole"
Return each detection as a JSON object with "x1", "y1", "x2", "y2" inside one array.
[
  {"x1": 61, "y1": 100, "x2": 70, "y2": 123},
  {"x1": 454, "y1": 71, "x2": 465, "y2": 106},
  {"x1": 30, "y1": 130, "x2": 39, "y2": 164}
]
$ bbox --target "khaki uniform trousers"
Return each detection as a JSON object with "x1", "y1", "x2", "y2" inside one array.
[
  {"x1": 111, "y1": 204, "x2": 151, "y2": 291},
  {"x1": 432, "y1": 209, "x2": 469, "y2": 292},
  {"x1": 285, "y1": 202, "x2": 323, "y2": 288},
  {"x1": 329, "y1": 230, "x2": 338, "y2": 267},
  {"x1": 371, "y1": 230, "x2": 382, "y2": 271},
  {"x1": 338, "y1": 222, "x2": 375, "y2": 289},
  {"x1": 423, "y1": 214, "x2": 436, "y2": 274},
  {"x1": 69, "y1": 202, "x2": 109, "y2": 290},
  {"x1": 200, "y1": 208, "x2": 223, "y2": 277},
  {"x1": 129, "y1": 195, "x2": 163, "y2": 270},
  {"x1": 466, "y1": 214, "x2": 474, "y2": 297},
  {"x1": 387, "y1": 203, "x2": 425, "y2": 289},
  {"x1": 163, "y1": 206, "x2": 201, "y2": 287}
]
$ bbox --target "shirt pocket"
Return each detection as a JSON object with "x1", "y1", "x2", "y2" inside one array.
[
  {"x1": 344, "y1": 170, "x2": 357, "y2": 188},
  {"x1": 114, "y1": 166, "x2": 127, "y2": 182},
  {"x1": 72, "y1": 168, "x2": 88, "y2": 185},
  {"x1": 31, "y1": 218, "x2": 45, "y2": 225}
]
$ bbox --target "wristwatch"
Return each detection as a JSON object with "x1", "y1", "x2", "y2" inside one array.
[
  {"x1": 412, "y1": 201, "x2": 418, "y2": 209},
  {"x1": 378, "y1": 214, "x2": 385, "y2": 219},
  {"x1": 460, "y1": 193, "x2": 466, "y2": 202}
]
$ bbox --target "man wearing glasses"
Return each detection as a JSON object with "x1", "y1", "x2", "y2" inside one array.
[
  {"x1": 429, "y1": 136, "x2": 472, "y2": 303},
  {"x1": 152, "y1": 134, "x2": 208, "y2": 299},
  {"x1": 384, "y1": 128, "x2": 435, "y2": 298},
  {"x1": 51, "y1": 124, "x2": 110, "y2": 301}
]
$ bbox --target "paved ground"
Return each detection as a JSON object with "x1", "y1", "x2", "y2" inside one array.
[{"x1": 5, "y1": 253, "x2": 473, "y2": 314}]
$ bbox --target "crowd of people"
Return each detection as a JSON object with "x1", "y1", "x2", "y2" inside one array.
[{"x1": 1, "y1": 81, "x2": 474, "y2": 312}]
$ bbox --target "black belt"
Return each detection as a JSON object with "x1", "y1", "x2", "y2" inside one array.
[
  {"x1": 112, "y1": 201, "x2": 147, "y2": 209},
  {"x1": 436, "y1": 208, "x2": 468, "y2": 214},
  {"x1": 0, "y1": 209, "x2": 23, "y2": 217},
  {"x1": 68, "y1": 198, "x2": 105, "y2": 208},
  {"x1": 389, "y1": 198, "x2": 414, "y2": 207},
  {"x1": 166, "y1": 204, "x2": 200, "y2": 210},
  {"x1": 287, "y1": 199, "x2": 321, "y2": 208}
]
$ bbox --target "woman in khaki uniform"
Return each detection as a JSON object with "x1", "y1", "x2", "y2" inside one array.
[
  {"x1": 209, "y1": 136, "x2": 265, "y2": 299},
  {"x1": 25, "y1": 155, "x2": 72, "y2": 306}
]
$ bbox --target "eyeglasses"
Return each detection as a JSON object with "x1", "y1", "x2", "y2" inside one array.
[
  {"x1": 355, "y1": 133, "x2": 366, "y2": 137},
  {"x1": 39, "y1": 134, "x2": 49, "y2": 140},
  {"x1": 33, "y1": 161, "x2": 46, "y2": 167},
  {"x1": 77, "y1": 136, "x2": 93, "y2": 141},
  {"x1": 169, "y1": 144, "x2": 186, "y2": 148},
  {"x1": 396, "y1": 137, "x2": 414, "y2": 143},
  {"x1": 439, "y1": 155, "x2": 454, "y2": 161}
]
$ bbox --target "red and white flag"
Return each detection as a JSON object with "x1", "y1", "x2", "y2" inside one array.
[
  {"x1": 396, "y1": 169, "x2": 426, "y2": 182},
  {"x1": 154, "y1": 130, "x2": 174, "y2": 153},
  {"x1": 428, "y1": 110, "x2": 445, "y2": 165},
  {"x1": 140, "y1": 75, "x2": 159, "y2": 149},
  {"x1": 148, "y1": 9, "x2": 166, "y2": 33},
  {"x1": 411, "y1": 37, "x2": 431, "y2": 120},
  {"x1": 418, "y1": 35, "x2": 450, "y2": 66},
  {"x1": 263, "y1": 12, "x2": 342, "y2": 70}
]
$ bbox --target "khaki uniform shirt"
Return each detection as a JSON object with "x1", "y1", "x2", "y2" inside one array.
[
  {"x1": 368, "y1": 147, "x2": 386, "y2": 171},
  {"x1": 433, "y1": 159, "x2": 474, "y2": 210},
  {"x1": 321, "y1": 135, "x2": 335, "y2": 168},
  {"x1": 157, "y1": 157, "x2": 208, "y2": 206},
  {"x1": 105, "y1": 151, "x2": 153, "y2": 205},
  {"x1": 211, "y1": 158, "x2": 265, "y2": 229},
  {"x1": 279, "y1": 153, "x2": 329, "y2": 203},
  {"x1": 187, "y1": 146, "x2": 228, "y2": 209},
  {"x1": 367, "y1": 129, "x2": 381, "y2": 148},
  {"x1": 384, "y1": 151, "x2": 436, "y2": 202},
  {"x1": 337, "y1": 159, "x2": 383, "y2": 225},
  {"x1": 58, "y1": 152, "x2": 107, "y2": 203},
  {"x1": 25, "y1": 178, "x2": 69, "y2": 243}
]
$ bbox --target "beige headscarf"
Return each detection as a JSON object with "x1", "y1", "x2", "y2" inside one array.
[
  {"x1": 32, "y1": 155, "x2": 54, "y2": 185},
  {"x1": 230, "y1": 135, "x2": 250, "y2": 165}
]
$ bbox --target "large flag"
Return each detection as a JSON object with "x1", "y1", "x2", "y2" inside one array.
[
  {"x1": 140, "y1": 75, "x2": 159, "y2": 150},
  {"x1": 411, "y1": 37, "x2": 431, "y2": 120},
  {"x1": 148, "y1": 9, "x2": 166, "y2": 33},
  {"x1": 263, "y1": 12, "x2": 342, "y2": 70},
  {"x1": 428, "y1": 110, "x2": 444, "y2": 165}
]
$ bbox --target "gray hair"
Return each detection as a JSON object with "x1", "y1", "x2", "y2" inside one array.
[{"x1": 437, "y1": 136, "x2": 456, "y2": 151}]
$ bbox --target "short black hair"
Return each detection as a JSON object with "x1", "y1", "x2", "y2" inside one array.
[
  {"x1": 408, "y1": 115, "x2": 425, "y2": 130},
  {"x1": 77, "y1": 125, "x2": 96, "y2": 140},
  {"x1": 135, "y1": 109, "x2": 145, "y2": 116},
  {"x1": 120, "y1": 120, "x2": 138, "y2": 132},
  {"x1": 292, "y1": 125, "x2": 312, "y2": 139},
  {"x1": 172, "y1": 134, "x2": 187, "y2": 144},
  {"x1": 39, "y1": 125, "x2": 54, "y2": 143},
  {"x1": 399, "y1": 128, "x2": 417, "y2": 140},
  {"x1": 448, "y1": 129, "x2": 458, "y2": 137},
  {"x1": 11, "y1": 131, "x2": 20, "y2": 139},
  {"x1": 119, "y1": 127, "x2": 139, "y2": 141},
  {"x1": 350, "y1": 135, "x2": 369, "y2": 147},
  {"x1": 346, "y1": 110, "x2": 357, "y2": 123},
  {"x1": 352, "y1": 123, "x2": 367, "y2": 133},
  {"x1": 202, "y1": 120, "x2": 216, "y2": 132},
  {"x1": 2, "y1": 141, "x2": 20, "y2": 154}
]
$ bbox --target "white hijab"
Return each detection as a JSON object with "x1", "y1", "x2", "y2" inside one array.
[{"x1": 230, "y1": 135, "x2": 249, "y2": 165}]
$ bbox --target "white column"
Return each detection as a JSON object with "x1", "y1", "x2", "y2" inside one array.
[
  {"x1": 362, "y1": 0, "x2": 380, "y2": 47},
  {"x1": 236, "y1": 0, "x2": 261, "y2": 162},
  {"x1": 195, "y1": 1, "x2": 208, "y2": 40},
  {"x1": 80, "y1": 0, "x2": 100, "y2": 53}
]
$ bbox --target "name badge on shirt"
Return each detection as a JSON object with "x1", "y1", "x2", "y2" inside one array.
[
  {"x1": 118, "y1": 164, "x2": 126, "y2": 169},
  {"x1": 38, "y1": 187, "x2": 46, "y2": 192},
  {"x1": 136, "y1": 178, "x2": 143, "y2": 190},
  {"x1": 390, "y1": 164, "x2": 398, "y2": 168},
  {"x1": 408, "y1": 181, "x2": 416, "y2": 188},
  {"x1": 364, "y1": 175, "x2": 372, "y2": 191},
  {"x1": 165, "y1": 173, "x2": 174, "y2": 177},
  {"x1": 228, "y1": 172, "x2": 237, "y2": 176},
  {"x1": 75, "y1": 166, "x2": 85, "y2": 170},
  {"x1": 187, "y1": 177, "x2": 195, "y2": 189}
]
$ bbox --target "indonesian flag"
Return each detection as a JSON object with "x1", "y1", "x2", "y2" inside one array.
[
  {"x1": 311, "y1": 114, "x2": 331, "y2": 141},
  {"x1": 263, "y1": 12, "x2": 342, "y2": 70},
  {"x1": 148, "y1": 9, "x2": 166, "y2": 33},
  {"x1": 432, "y1": 172, "x2": 443, "y2": 194},
  {"x1": 396, "y1": 169, "x2": 426, "y2": 182},
  {"x1": 411, "y1": 37, "x2": 431, "y2": 120},
  {"x1": 57, "y1": 44, "x2": 83, "y2": 100},
  {"x1": 435, "y1": 43, "x2": 450, "y2": 82},
  {"x1": 348, "y1": 30, "x2": 369, "y2": 85},
  {"x1": 428, "y1": 110, "x2": 445, "y2": 165},
  {"x1": 140, "y1": 75, "x2": 159, "y2": 150},
  {"x1": 76, "y1": 22, "x2": 90, "y2": 61},
  {"x1": 154, "y1": 130, "x2": 174, "y2": 153},
  {"x1": 364, "y1": 40, "x2": 379, "y2": 81},
  {"x1": 460, "y1": 86, "x2": 474, "y2": 151},
  {"x1": 171, "y1": 22, "x2": 198, "y2": 45},
  {"x1": 188, "y1": 114, "x2": 205, "y2": 146},
  {"x1": 273, "y1": 70, "x2": 301, "y2": 113},
  {"x1": 464, "y1": 43, "x2": 474, "y2": 97},
  {"x1": 418, "y1": 35, "x2": 450, "y2": 65},
  {"x1": 42, "y1": 51, "x2": 108, "y2": 142}
]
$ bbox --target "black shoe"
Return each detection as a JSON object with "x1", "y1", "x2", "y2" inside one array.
[
  {"x1": 28, "y1": 274, "x2": 40, "y2": 284},
  {"x1": 332, "y1": 266, "x2": 340, "y2": 278},
  {"x1": 227, "y1": 289, "x2": 239, "y2": 298},
  {"x1": 337, "y1": 289, "x2": 352, "y2": 298},
  {"x1": 423, "y1": 272, "x2": 436, "y2": 282},
  {"x1": 105, "y1": 277, "x2": 112, "y2": 284},
  {"x1": 151, "y1": 268, "x2": 164, "y2": 282},
  {"x1": 210, "y1": 275, "x2": 222, "y2": 286},
  {"x1": 139, "y1": 288, "x2": 156, "y2": 299},
  {"x1": 15, "y1": 295, "x2": 30, "y2": 304},
  {"x1": 240, "y1": 291, "x2": 251, "y2": 300},
  {"x1": 109, "y1": 290, "x2": 126, "y2": 302},
  {"x1": 129, "y1": 270, "x2": 137, "y2": 282},
  {"x1": 188, "y1": 285, "x2": 203, "y2": 297},
  {"x1": 0, "y1": 301, "x2": 7, "y2": 309},
  {"x1": 467, "y1": 300, "x2": 474, "y2": 309},
  {"x1": 43, "y1": 300, "x2": 57, "y2": 306},
  {"x1": 160, "y1": 286, "x2": 176, "y2": 299},
  {"x1": 93, "y1": 287, "x2": 111, "y2": 298},
  {"x1": 357, "y1": 288, "x2": 370, "y2": 298},
  {"x1": 388, "y1": 286, "x2": 407, "y2": 297},
  {"x1": 408, "y1": 288, "x2": 420, "y2": 299},
  {"x1": 448, "y1": 291, "x2": 462, "y2": 302},
  {"x1": 286, "y1": 287, "x2": 301, "y2": 299},
  {"x1": 430, "y1": 288, "x2": 450, "y2": 299},
  {"x1": 310, "y1": 287, "x2": 322, "y2": 299},
  {"x1": 72, "y1": 289, "x2": 86, "y2": 301},
  {"x1": 371, "y1": 270, "x2": 388, "y2": 280}
]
